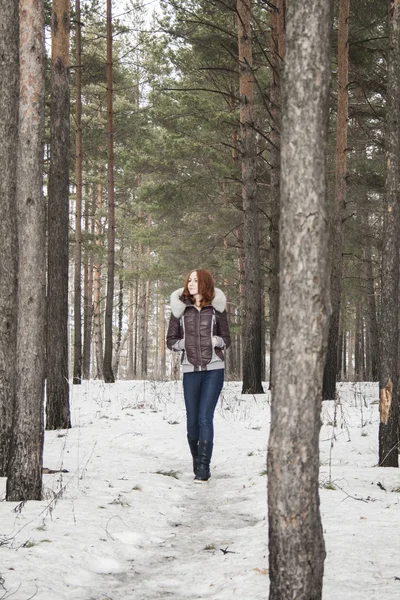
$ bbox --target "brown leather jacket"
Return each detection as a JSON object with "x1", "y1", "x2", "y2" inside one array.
[{"x1": 166, "y1": 288, "x2": 231, "y2": 372}]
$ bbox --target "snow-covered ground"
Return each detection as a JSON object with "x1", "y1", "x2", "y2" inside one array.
[{"x1": 1, "y1": 380, "x2": 399, "y2": 600}]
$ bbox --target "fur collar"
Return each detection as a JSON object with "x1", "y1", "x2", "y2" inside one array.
[{"x1": 170, "y1": 287, "x2": 227, "y2": 318}]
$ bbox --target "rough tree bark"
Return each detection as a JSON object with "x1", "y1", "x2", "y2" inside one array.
[
  {"x1": 236, "y1": 226, "x2": 245, "y2": 378},
  {"x1": 7, "y1": 0, "x2": 46, "y2": 501},
  {"x1": 159, "y1": 293, "x2": 166, "y2": 379},
  {"x1": 112, "y1": 259, "x2": 124, "y2": 378},
  {"x1": 141, "y1": 279, "x2": 150, "y2": 377},
  {"x1": 269, "y1": 0, "x2": 285, "y2": 387},
  {"x1": 354, "y1": 296, "x2": 364, "y2": 380},
  {"x1": 46, "y1": 0, "x2": 71, "y2": 430},
  {"x1": 323, "y1": 0, "x2": 349, "y2": 399},
  {"x1": 378, "y1": 0, "x2": 400, "y2": 468},
  {"x1": 82, "y1": 190, "x2": 94, "y2": 380},
  {"x1": 73, "y1": 0, "x2": 83, "y2": 385},
  {"x1": 93, "y1": 176, "x2": 104, "y2": 381},
  {"x1": 0, "y1": 0, "x2": 19, "y2": 476},
  {"x1": 341, "y1": 321, "x2": 347, "y2": 379},
  {"x1": 237, "y1": 0, "x2": 264, "y2": 394},
  {"x1": 103, "y1": 0, "x2": 116, "y2": 383},
  {"x1": 133, "y1": 276, "x2": 139, "y2": 377},
  {"x1": 136, "y1": 237, "x2": 145, "y2": 378},
  {"x1": 267, "y1": 0, "x2": 333, "y2": 597},
  {"x1": 363, "y1": 214, "x2": 379, "y2": 381},
  {"x1": 347, "y1": 329, "x2": 354, "y2": 379},
  {"x1": 127, "y1": 280, "x2": 135, "y2": 379},
  {"x1": 137, "y1": 278, "x2": 145, "y2": 378}
]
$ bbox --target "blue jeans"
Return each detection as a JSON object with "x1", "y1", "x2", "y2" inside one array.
[{"x1": 183, "y1": 369, "x2": 224, "y2": 442}]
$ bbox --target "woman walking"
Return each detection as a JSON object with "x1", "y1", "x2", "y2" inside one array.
[{"x1": 167, "y1": 269, "x2": 231, "y2": 482}]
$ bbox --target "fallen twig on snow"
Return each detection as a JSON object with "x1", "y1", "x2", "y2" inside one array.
[
  {"x1": 220, "y1": 546, "x2": 236, "y2": 555},
  {"x1": 336, "y1": 484, "x2": 379, "y2": 503}
]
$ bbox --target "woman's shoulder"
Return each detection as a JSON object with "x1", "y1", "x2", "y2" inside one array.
[
  {"x1": 170, "y1": 288, "x2": 192, "y2": 318},
  {"x1": 212, "y1": 288, "x2": 227, "y2": 313}
]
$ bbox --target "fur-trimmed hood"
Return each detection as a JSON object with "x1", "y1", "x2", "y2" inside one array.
[{"x1": 170, "y1": 287, "x2": 227, "y2": 318}]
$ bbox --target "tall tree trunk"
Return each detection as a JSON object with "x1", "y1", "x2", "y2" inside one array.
[
  {"x1": 136, "y1": 238, "x2": 144, "y2": 378},
  {"x1": 73, "y1": 0, "x2": 83, "y2": 385},
  {"x1": 361, "y1": 308, "x2": 366, "y2": 380},
  {"x1": 224, "y1": 304, "x2": 232, "y2": 379},
  {"x1": 364, "y1": 218, "x2": 379, "y2": 381},
  {"x1": 355, "y1": 296, "x2": 362, "y2": 381},
  {"x1": 112, "y1": 258, "x2": 124, "y2": 378},
  {"x1": 236, "y1": 308, "x2": 242, "y2": 378},
  {"x1": 133, "y1": 276, "x2": 139, "y2": 377},
  {"x1": 236, "y1": 226, "x2": 245, "y2": 378},
  {"x1": 237, "y1": 0, "x2": 263, "y2": 394},
  {"x1": 7, "y1": 0, "x2": 46, "y2": 501},
  {"x1": 365, "y1": 320, "x2": 371, "y2": 381},
  {"x1": 378, "y1": 0, "x2": 400, "y2": 468},
  {"x1": 234, "y1": 320, "x2": 240, "y2": 379},
  {"x1": 260, "y1": 270, "x2": 266, "y2": 381},
  {"x1": 141, "y1": 218, "x2": 151, "y2": 377},
  {"x1": 142, "y1": 280, "x2": 150, "y2": 379},
  {"x1": 46, "y1": 0, "x2": 71, "y2": 430},
  {"x1": 342, "y1": 325, "x2": 347, "y2": 380},
  {"x1": 267, "y1": 0, "x2": 333, "y2": 597},
  {"x1": 338, "y1": 302, "x2": 344, "y2": 379},
  {"x1": 159, "y1": 292, "x2": 166, "y2": 379},
  {"x1": 269, "y1": 0, "x2": 285, "y2": 387},
  {"x1": 82, "y1": 188, "x2": 94, "y2": 380},
  {"x1": 103, "y1": 0, "x2": 116, "y2": 383},
  {"x1": 0, "y1": 0, "x2": 19, "y2": 476},
  {"x1": 93, "y1": 178, "x2": 104, "y2": 380},
  {"x1": 228, "y1": 94, "x2": 240, "y2": 382},
  {"x1": 137, "y1": 278, "x2": 145, "y2": 378},
  {"x1": 323, "y1": 0, "x2": 349, "y2": 399},
  {"x1": 127, "y1": 281, "x2": 134, "y2": 379},
  {"x1": 347, "y1": 328, "x2": 353, "y2": 379},
  {"x1": 113, "y1": 332, "x2": 128, "y2": 378},
  {"x1": 154, "y1": 287, "x2": 159, "y2": 374}
]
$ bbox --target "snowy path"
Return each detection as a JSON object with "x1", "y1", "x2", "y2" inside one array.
[
  {"x1": 1, "y1": 381, "x2": 400, "y2": 600},
  {"x1": 0, "y1": 382, "x2": 270, "y2": 600},
  {"x1": 104, "y1": 386, "x2": 270, "y2": 600},
  {"x1": 121, "y1": 451, "x2": 269, "y2": 600}
]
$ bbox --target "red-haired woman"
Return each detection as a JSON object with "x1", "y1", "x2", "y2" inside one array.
[{"x1": 167, "y1": 269, "x2": 231, "y2": 482}]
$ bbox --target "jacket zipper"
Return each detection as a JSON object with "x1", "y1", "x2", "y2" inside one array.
[{"x1": 196, "y1": 308, "x2": 203, "y2": 369}]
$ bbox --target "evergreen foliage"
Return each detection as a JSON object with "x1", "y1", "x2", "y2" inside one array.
[{"x1": 59, "y1": 0, "x2": 390, "y2": 381}]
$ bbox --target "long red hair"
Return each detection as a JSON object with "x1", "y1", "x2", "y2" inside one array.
[{"x1": 182, "y1": 269, "x2": 215, "y2": 307}]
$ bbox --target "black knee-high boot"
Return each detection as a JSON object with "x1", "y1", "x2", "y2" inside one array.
[
  {"x1": 187, "y1": 436, "x2": 198, "y2": 475},
  {"x1": 194, "y1": 440, "x2": 213, "y2": 482}
]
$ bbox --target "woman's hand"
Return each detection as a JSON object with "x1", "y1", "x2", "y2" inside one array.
[{"x1": 212, "y1": 336, "x2": 223, "y2": 348}]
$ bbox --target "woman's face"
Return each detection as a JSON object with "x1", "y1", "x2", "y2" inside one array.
[{"x1": 188, "y1": 271, "x2": 199, "y2": 296}]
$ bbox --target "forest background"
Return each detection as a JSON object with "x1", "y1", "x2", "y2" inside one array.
[
  {"x1": 1, "y1": 0, "x2": 397, "y2": 486},
  {"x1": 60, "y1": 0, "x2": 385, "y2": 387}
]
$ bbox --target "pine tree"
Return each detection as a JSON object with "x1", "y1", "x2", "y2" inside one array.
[
  {"x1": 0, "y1": 0, "x2": 19, "y2": 476},
  {"x1": 323, "y1": 0, "x2": 350, "y2": 400},
  {"x1": 7, "y1": 0, "x2": 46, "y2": 501},
  {"x1": 103, "y1": 0, "x2": 116, "y2": 383},
  {"x1": 73, "y1": 0, "x2": 83, "y2": 385},
  {"x1": 378, "y1": 0, "x2": 400, "y2": 467},
  {"x1": 237, "y1": 0, "x2": 264, "y2": 394},
  {"x1": 46, "y1": 0, "x2": 71, "y2": 429},
  {"x1": 267, "y1": 0, "x2": 333, "y2": 596}
]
